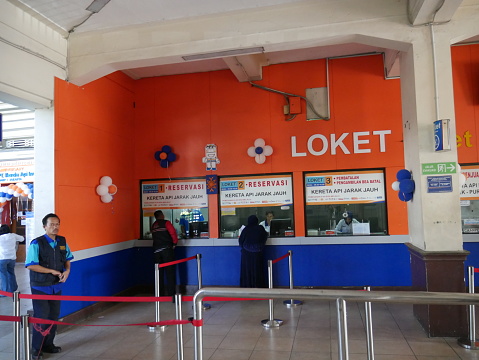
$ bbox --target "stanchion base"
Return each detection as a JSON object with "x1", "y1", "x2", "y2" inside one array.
[
  {"x1": 148, "y1": 325, "x2": 167, "y2": 332},
  {"x1": 458, "y1": 337, "x2": 479, "y2": 350},
  {"x1": 261, "y1": 319, "x2": 283, "y2": 328},
  {"x1": 283, "y1": 299, "x2": 303, "y2": 308}
]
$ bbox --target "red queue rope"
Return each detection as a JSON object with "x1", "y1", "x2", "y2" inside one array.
[
  {"x1": 158, "y1": 254, "x2": 197, "y2": 268},
  {"x1": 474, "y1": 268, "x2": 479, "y2": 273},
  {"x1": 29, "y1": 316, "x2": 203, "y2": 327},
  {"x1": 0, "y1": 290, "x2": 13, "y2": 297},
  {"x1": 272, "y1": 252, "x2": 290, "y2": 264}
]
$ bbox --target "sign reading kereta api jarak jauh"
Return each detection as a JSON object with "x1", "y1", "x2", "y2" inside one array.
[
  {"x1": 305, "y1": 170, "x2": 385, "y2": 205},
  {"x1": 220, "y1": 175, "x2": 293, "y2": 208},
  {"x1": 142, "y1": 179, "x2": 207, "y2": 209},
  {"x1": 460, "y1": 166, "x2": 479, "y2": 200},
  {"x1": 0, "y1": 160, "x2": 34, "y2": 183}
]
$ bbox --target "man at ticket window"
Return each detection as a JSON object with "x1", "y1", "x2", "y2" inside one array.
[{"x1": 335, "y1": 211, "x2": 359, "y2": 234}]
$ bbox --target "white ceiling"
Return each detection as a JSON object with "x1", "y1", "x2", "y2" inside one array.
[{"x1": 7, "y1": 0, "x2": 477, "y2": 81}]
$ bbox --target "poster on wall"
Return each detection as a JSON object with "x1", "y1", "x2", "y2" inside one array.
[
  {"x1": 141, "y1": 179, "x2": 208, "y2": 209},
  {"x1": 305, "y1": 170, "x2": 385, "y2": 205},
  {"x1": 0, "y1": 160, "x2": 34, "y2": 183},
  {"x1": 219, "y1": 174, "x2": 293, "y2": 208},
  {"x1": 460, "y1": 166, "x2": 479, "y2": 200}
]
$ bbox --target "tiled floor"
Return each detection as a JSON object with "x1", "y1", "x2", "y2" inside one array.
[{"x1": 1, "y1": 264, "x2": 479, "y2": 359}]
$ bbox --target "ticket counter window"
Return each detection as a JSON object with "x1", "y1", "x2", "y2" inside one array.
[
  {"x1": 304, "y1": 170, "x2": 387, "y2": 236},
  {"x1": 220, "y1": 206, "x2": 294, "y2": 238},
  {"x1": 142, "y1": 208, "x2": 208, "y2": 239},
  {"x1": 219, "y1": 173, "x2": 294, "y2": 238},
  {"x1": 459, "y1": 165, "x2": 479, "y2": 234},
  {"x1": 305, "y1": 203, "x2": 387, "y2": 236}
]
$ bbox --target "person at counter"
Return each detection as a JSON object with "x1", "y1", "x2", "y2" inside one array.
[
  {"x1": 335, "y1": 211, "x2": 359, "y2": 234},
  {"x1": 259, "y1": 211, "x2": 274, "y2": 234},
  {"x1": 239, "y1": 215, "x2": 268, "y2": 287}
]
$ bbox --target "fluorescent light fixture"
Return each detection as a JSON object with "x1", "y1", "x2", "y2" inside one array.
[
  {"x1": 86, "y1": 0, "x2": 111, "y2": 13},
  {"x1": 182, "y1": 47, "x2": 264, "y2": 61}
]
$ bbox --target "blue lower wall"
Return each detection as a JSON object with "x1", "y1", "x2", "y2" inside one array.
[{"x1": 60, "y1": 243, "x2": 412, "y2": 317}]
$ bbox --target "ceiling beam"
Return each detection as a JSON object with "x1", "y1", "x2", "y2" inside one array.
[
  {"x1": 408, "y1": 0, "x2": 464, "y2": 26},
  {"x1": 223, "y1": 54, "x2": 268, "y2": 82}
]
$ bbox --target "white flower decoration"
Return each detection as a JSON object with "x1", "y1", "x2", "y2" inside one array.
[{"x1": 247, "y1": 138, "x2": 273, "y2": 164}]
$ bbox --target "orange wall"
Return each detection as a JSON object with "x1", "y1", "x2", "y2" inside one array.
[
  {"x1": 52, "y1": 45, "x2": 479, "y2": 250},
  {"x1": 54, "y1": 72, "x2": 137, "y2": 251},
  {"x1": 133, "y1": 55, "x2": 408, "y2": 236},
  {"x1": 452, "y1": 44, "x2": 479, "y2": 164}
]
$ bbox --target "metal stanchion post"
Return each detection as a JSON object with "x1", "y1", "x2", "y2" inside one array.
[
  {"x1": 13, "y1": 291, "x2": 20, "y2": 360},
  {"x1": 364, "y1": 286, "x2": 375, "y2": 360},
  {"x1": 194, "y1": 296, "x2": 204, "y2": 360},
  {"x1": 261, "y1": 260, "x2": 283, "y2": 328},
  {"x1": 336, "y1": 298, "x2": 349, "y2": 360},
  {"x1": 149, "y1": 263, "x2": 166, "y2": 331},
  {"x1": 22, "y1": 314, "x2": 30, "y2": 360},
  {"x1": 175, "y1": 294, "x2": 184, "y2": 360},
  {"x1": 283, "y1": 250, "x2": 303, "y2": 308},
  {"x1": 196, "y1": 254, "x2": 211, "y2": 310},
  {"x1": 458, "y1": 266, "x2": 479, "y2": 349}
]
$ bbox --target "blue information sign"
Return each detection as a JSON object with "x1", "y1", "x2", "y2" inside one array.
[{"x1": 427, "y1": 175, "x2": 453, "y2": 193}]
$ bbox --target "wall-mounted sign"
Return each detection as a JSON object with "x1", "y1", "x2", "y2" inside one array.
[
  {"x1": 141, "y1": 179, "x2": 207, "y2": 209},
  {"x1": 426, "y1": 175, "x2": 452, "y2": 193},
  {"x1": 460, "y1": 166, "x2": 479, "y2": 200},
  {"x1": 305, "y1": 170, "x2": 385, "y2": 205},
  {"x1": 421, "y1": 162, "x2": 456, "y2": 175},
  {"x1": 434, "y1": 119, "x2": 451, "y2": 152},
  {"x1": 0, "y1": 160, "x2": 34, "y2": 183},
  {"x1": 219, "y1": 174, "x2": 292, "y2": 208}
]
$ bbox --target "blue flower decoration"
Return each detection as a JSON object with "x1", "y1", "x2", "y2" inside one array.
[{"x1": 154, "y1": 145, "x2": 177, "y2": 168}]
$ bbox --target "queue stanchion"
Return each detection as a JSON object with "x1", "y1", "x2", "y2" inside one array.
[
  {"x1": 22, "y1": 314, "x2": 30, "y2": 360},
  {"x1": 458, "y1": 266, "x2": 479, "y2": 349},
  {"x1": 175, "y1": 294, "x2": 184, "y2": 360},
  {"x1": 261, "y1": 260, "x2": 283, "y2": 328},
  {"x1": 13, "y1": 291, "x2": 20, "y2": 360},
  {"x1": 149, "y1": 263, "x2": 166, "y2": 331},
  {"x1": 364, "y1": 286, "x2": 375, "y2": 360},
  {"x1": 336, "y1": 298, "x2": 349, "y2": 360},
  {"x1": 196, "y1": 254, "x2": 211, "y2": 310},
  {"x1": 282, "y1": 250, "x2": 303, "y2": 308}
]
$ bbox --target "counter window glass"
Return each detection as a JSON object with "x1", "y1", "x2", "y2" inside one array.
[
  {"x1": 219, "y1": 174, "x2": 294, "y2": 238},
  {"x1": 304, "y1": 170, "x2": 387, "y2": 236},
  {"x1": 140, "y1": 178, "x2": 208, "y2": 239},
  {"x1": 460, "y1": 165, "x2": 479, "y2": 234}
]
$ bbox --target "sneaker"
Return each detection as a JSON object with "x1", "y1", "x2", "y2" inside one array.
[
  {"x1": 43, "y1": 345, "x2": 62, "y2": 353},
  {"x1": 31, "y1": 349, "x2": 43, "y2": 360}
]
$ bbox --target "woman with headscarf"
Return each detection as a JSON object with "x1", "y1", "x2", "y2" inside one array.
[
  {"x1": 239, "y1": 215, "x2": 268, "y2": 287},
  {"x1": 0, "y1": 224, "x2": 23, "y2": 294}
]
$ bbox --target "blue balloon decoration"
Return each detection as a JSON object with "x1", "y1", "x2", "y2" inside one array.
[
  {"x1": 396, "y1": 169, "x2": 411, "y2": 181},
  {"x1": 160, "y1": 159, "x2": 169, "y2": 168},
  {"x1": 255, "y1": 147, "x2": 264, "y2": 155},
  {"x1": 154, "y1": 151, "x2": 162, "y2": 161},
  {"x1": 398, "y1": 192, "x2": 413, "y2": 202},
  {"x1": 162, "y1": 145, "x2": 171, "y2": 153},
  {"x1": 399, "y1": 179, "x2": 415, "y2": 194},
  {"x1": 6, "y1": 194, "x2": 13, "y2": 200}
]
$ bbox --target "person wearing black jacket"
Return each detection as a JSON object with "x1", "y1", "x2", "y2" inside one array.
[
  {"x1": 238, "y1": 215, "x2": 268, "y2": 288},
  {"x1": 151, "y1": 210, "x2": 179, "y2": 297}
]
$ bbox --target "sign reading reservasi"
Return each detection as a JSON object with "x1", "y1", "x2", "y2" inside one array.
[
  {"x1": 305, "y1": 170, "x2": 385, "y2": 205},
  {"x1": 219, "y1": 174, "x2": 293, "y2": 208},
  {"x1": 141, "y1": 179, "x2": 207, "y2": 209}
]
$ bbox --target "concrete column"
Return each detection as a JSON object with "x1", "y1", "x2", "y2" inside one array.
[{"x1": 399, "y1": 26, "x2": 468, "y2": 337}]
